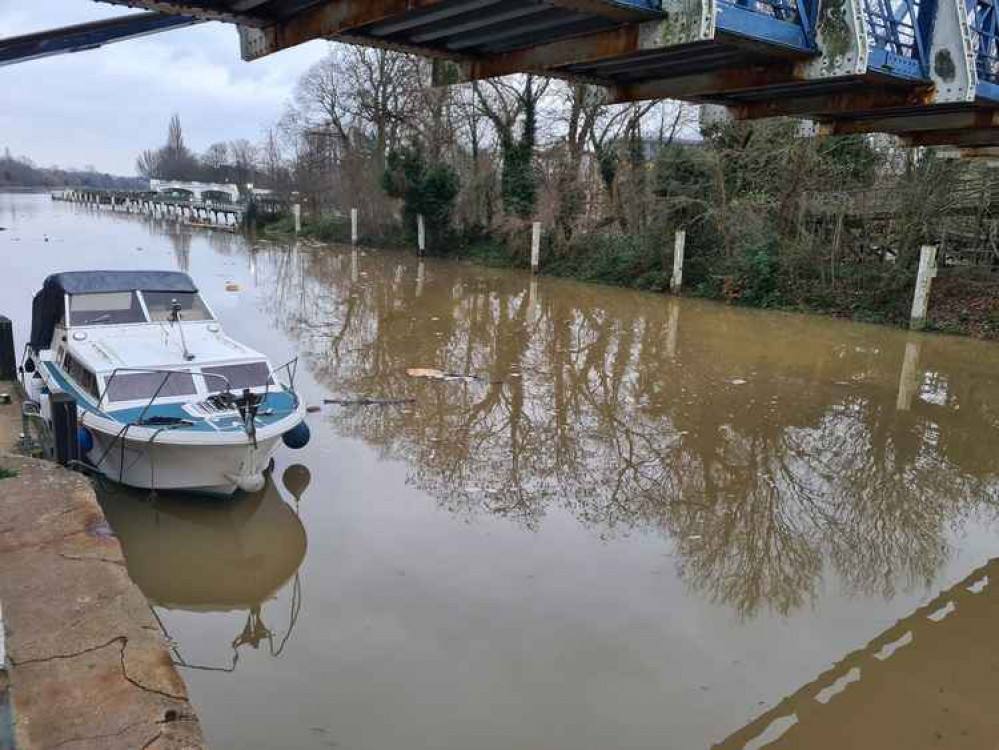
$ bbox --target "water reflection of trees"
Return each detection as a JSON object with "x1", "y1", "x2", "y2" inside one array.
[{"x1": 257, "y1": 245, "x2": 999, "y2": 618}]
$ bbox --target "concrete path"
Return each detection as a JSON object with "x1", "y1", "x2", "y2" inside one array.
[{"x1": 0, "y1": 383, "x2": 206, "y2": 749}]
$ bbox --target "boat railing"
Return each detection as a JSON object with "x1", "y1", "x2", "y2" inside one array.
[
  {"x1": 272, "y1": 357, "x2": 299, "y2": 391},
  {"x1": 98, "y1": 367, "x2": 234, "y2": 418}
]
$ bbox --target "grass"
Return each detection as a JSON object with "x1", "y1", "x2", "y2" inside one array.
[{"x1": 0, "y1": 467, "x2": 18, "y2": 480}]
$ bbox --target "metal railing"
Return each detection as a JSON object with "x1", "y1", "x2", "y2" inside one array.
[
  {"x1": 863, "y1": 0, "x2": 928, "y2": 68},
  {"x1": 97, "y1": 367, "x2": 233, "y2": 415},
  {"x1": 98, "y1": 360, "x2": 299, "y2": 422},
  {"x1": 968, "y1": 0, "x2": 999, "y2": 83}
]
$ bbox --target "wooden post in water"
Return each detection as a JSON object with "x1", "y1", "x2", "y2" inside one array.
[
  {"x1": 665, "y1": 299, "x2": 680, "y2": 359},
  {"x1": 670, "y1": 229, "x2": 686, "y2": 295},
  {"x1": 417, "y1": 214, "x2": 426, "y2": 256},
  {"x1": 910, "y1": 245, "x2": 938, "y2": 331},
  {"x1": 351, "y1": 208, "x2": 359, "y2": 246},
  {"x1": 531, "y1": 222, "x2": 541, "y2": 275},
  {"x1": 292, "y1": 203, "x2": 302, "y2": 234},
  {"x1": 0, "y1": 316, "x2": 15, "y2": 381},
  {"x1": 896, "y1": 340, "x2": 922, "y2": 411},
  {"x1": 50, "y1": 393, "x2": 79, "y2": 466},
  {"x1": 416, "y1": 260, "x2": 426, "y2": 298}
]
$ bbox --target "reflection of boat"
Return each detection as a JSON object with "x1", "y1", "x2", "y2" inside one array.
[
  {"x1": 101, "y1": 471, "x2": 309, "y2": 671},
  {"x1": 101, "y1": 474, "x2": 307, "y2": 611},
  {"x1": 25, "y1": 271, "x2": 310, "y2": 496}
]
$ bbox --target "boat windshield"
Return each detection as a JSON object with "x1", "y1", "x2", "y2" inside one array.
[
  {"x1": 105, "y1": 370, "x2": 198, "y2": 404},
  {"x1": 203, "y1": 362, "x2": 274, "y2": 393},
  {"x1": 143, "y1": 291, "x2": 213, "y2": 322},
  {"x1": 69, "y1": 292, "x2": 146, "y2": 326}
]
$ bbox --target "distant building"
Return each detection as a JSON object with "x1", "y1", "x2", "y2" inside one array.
[{"x1": 150, "y1": 179, "x2": 241, "y2": 202}]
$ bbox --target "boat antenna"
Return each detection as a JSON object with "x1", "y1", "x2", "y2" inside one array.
[{"x1": 169, "y1": 299, "x2": 195, "y2": 361}]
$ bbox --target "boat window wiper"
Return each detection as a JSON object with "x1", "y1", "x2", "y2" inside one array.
[
  {"x1": 169, "y1": 300, "x2": 195, "y2": 361},
  {"x1": 83, "y1": 314, "x2": 112, "y2": 325}
]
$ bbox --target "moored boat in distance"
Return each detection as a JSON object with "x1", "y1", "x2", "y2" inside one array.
[{"x1": 22, "y1": 270, "x2": 310, "y2": 497}]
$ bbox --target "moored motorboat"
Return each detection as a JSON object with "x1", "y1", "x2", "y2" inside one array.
[{"x1": 23, "y1": 270, "x2": 310, "y2": 496}]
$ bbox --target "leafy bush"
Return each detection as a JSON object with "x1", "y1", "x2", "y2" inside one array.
[{"x1": 383, "y1": 147, "x2": 460, "y2": 246}]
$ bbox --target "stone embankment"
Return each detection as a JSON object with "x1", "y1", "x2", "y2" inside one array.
[{"x1": 0, "y1": 383, "x2": 206, "y2": 749}]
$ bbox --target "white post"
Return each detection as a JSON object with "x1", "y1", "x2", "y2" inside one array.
[
  {"x1": 351, "y1": 208, "x2": 359, "y2": 246},
  {"x1": 292, "y1": 203, "x2": 301, "y2": 234},
  {"x1": 417, "y1": 214, "x2": 426, "y2": 256},
  {"x1": 670, "y1": 229, "x2": 686, "y2": 295},
  {"x1": 896, "y1": 340, "x2": 922, "y2": 411},
  {"x1": 416, "y1": 260, "x2": 426, "y2": 298},
  {"x1": 531, "y1": 221, "x2": 542, "y2": 275},
  {"x1": 910, "y1": 245, "x2": 938, "y2": 331}
]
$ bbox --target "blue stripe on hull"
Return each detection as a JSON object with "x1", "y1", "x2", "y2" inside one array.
[{"x1": 42, "y1": 361, "x2": 299, "y2": 434}]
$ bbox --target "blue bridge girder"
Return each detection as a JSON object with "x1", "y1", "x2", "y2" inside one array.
[
  {"x1": 5, "y1": 0, "x2": 998, "y2": 147},
  {"x1": 0, "y1": 11, "x2": 201, "y2": 67},
  {"x1": 90, "y1": 0, "x2": 964, "y2": 104}
]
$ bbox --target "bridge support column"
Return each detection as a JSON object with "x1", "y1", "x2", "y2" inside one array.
[
  {"x1": 670, "y1": 229, "x2": 686, "y2": 295},
  {"x1": 910, "y1": 245, "x2": 938, "y2": 330}
]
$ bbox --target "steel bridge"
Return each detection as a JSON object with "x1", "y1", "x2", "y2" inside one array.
[
  {"x1": 714, "y1": 556, "x2": 999, "y2": 748},
  {"x1": 6, "y1": 0, "x2": 999, "y2": 149}
]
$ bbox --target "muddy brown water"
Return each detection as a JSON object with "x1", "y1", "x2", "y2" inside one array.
[{"x1": 4, "y1": 192, "x2": 999, "y2": 749}]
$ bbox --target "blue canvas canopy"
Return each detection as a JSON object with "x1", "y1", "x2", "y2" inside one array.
[{"x1": 30, "y1": 270, "x2": 198, "y2": 350}]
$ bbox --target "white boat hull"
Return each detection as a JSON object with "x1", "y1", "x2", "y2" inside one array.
[{"x1": 87, "y1": 428, "x2": 283, "y2": 497}]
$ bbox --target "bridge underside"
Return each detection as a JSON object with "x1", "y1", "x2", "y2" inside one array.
[
  {"x1": 71, "y1": 0, "x2": 999, "y2": 148},
  {"x1": 0, "y1": 11, "x2": 201, "y2": 67}
]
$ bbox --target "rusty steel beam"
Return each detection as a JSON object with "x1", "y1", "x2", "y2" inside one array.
[
  {"x1": 548, "y1": 0, "x2": 663, "y2": 21},
  {"x1": 240, "y1": 0, "x2": 447, "y2": 60},
  {"x1": 950, "y1": 146, "x2": 999, "y2": 158},
  {"x1": 95, "y1": 1, "x2": 265, "y2": 26},
  {"x1": 459, "y1": 22, "x2": 655, "y2": 81},
  {"x1": 334, "y1": 32, "x2": 476, "y2": 64},
  {"x1": 611, "y1": 62, "x2": 801, "y2": 102},
  {"x1": 903, "y1": 127, "x2": 999, "y2": 147},
  {"x1": 730, "y1": 86, "x2": 934, "y2": 120},
  {"x1": 821, "y1": 109, "x2": 999, "y2": 135}
]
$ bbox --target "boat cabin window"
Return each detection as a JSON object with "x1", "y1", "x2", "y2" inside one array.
[
  {"x1": 142, "y1": 292, "x2": 213, "y2": 322},
  {"x1": 105, "y1": 370, "x2": 197, "y2": 404},
  {"x1": 203, "y1": 362, "x2": 274, "y2": 393},
  {"x1": 62, "y1": 353, "x2": 99, "y2": 399},
  {"x1": 69, "y1": 292, "x2": 145, "y2": 326}
]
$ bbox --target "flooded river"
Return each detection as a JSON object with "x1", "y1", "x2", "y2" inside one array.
[{"x1": 4, "y1": 192, "x2": 999, "y2": 749}]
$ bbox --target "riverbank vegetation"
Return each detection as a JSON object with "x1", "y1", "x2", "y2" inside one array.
[
  {"x1": 139, "y1": 46, "x2": 999, "y2": 340},
  {"x1": 0, "y1": 147, "x2": 144, "y2": 190}
]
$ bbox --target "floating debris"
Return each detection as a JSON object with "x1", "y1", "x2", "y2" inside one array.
[
  {"x1": 406, "y1": 368, "x2": 481, "y2": 383},
  {"x1": 225, "y1": 282, "x2": 241, "y2": 292},
  {"x1": 324, "y1": 398, "x2": 416, "y2": 407},
  {"x1": 306, "y1": 405, "x2": 322, "y2": 414}
]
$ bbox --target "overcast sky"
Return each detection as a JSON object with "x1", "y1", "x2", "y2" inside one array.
[{"x1": 1, "y1": 1, "x2": 329, "y2": 175}]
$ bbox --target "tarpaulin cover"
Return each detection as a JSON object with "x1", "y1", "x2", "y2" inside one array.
[{"x1": 30, "y1": 270, "x2": 198, "y2": 350}]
